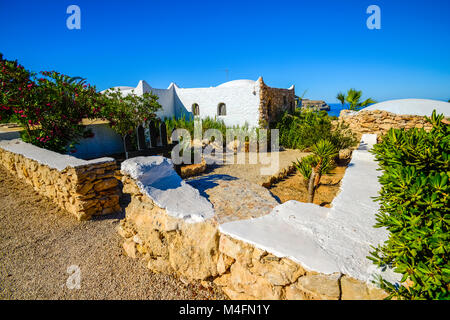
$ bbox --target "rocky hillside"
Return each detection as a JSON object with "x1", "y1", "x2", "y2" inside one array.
[{"x1": 301, "y1": 99, "x2": 330, "y2": 111}]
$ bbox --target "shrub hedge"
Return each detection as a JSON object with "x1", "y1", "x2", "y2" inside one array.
[
  {"x1": 276, "y1": 109, "x2": 356, "y2": 151},
  {"x1": 369, "y1": 110, "x2": 449, "y2": 300}
]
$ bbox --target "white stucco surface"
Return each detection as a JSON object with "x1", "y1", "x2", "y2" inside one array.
[
  {"x1": 0, "y1": 139, "x2": 114, "y2": 171},
  {"x1": 121, "y1": 156, "x2": 214, "y2": 222},
  {"x1": 361, "y1": 98, "x2": 450, "y2": 116},
  {"x1": 174, "y1": 80, "x2": 261, "y2": 127},
  {"x1": 219, "y1": 134, "x2": 399, "y2": 284},
  {"x1": 102, "y1": 78, "x2": 294, "y2": 128}
]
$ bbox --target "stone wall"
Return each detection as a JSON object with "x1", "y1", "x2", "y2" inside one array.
[
  {"x1": 0, "y1": 141, "x2": 121, "y2": 220},
  {"x1": 338, "y1": 109, "x2": 435, "y2": 141},
  {"x1": 118, "y1": 175, "x2": 220, "y2": 280},
  {"x1": 118, "y1": 172, "x2": 387, "y2": 300},
  {"x1": 258, "y1": 78, "x2": 295, "y2": 127}
]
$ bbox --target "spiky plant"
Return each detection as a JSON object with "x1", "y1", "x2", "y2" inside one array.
[{"x1": 294, "y1": 139, "x2": 338, "y2": 203}]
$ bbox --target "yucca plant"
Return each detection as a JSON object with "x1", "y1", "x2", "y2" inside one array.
[{"x1": 293, "y1": 139, "x2": 338, "y2": 203}]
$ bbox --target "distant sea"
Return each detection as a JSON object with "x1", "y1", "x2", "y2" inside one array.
[{"x1": 327, "y1": 103, "x2": 348, "y2": 117}]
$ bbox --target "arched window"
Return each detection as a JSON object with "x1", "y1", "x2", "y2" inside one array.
[
  {"x1": 192, "y1": 103, "x2": 200, "y2": 116},
  {"x1": 217, "y1": 103, "x2": 226, "y2": 116}
]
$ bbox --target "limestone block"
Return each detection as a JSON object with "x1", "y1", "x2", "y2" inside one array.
[
  {"x1": 222, "y1": 287, "x2": 257, "y2": 300},
  {"x1": 285, "y1": 284, "x2": 307, "y2": 300},
  {"x1": 148, "y1": 257, "x2": 173, "y2": 274},
  {"x1": 94, "y1": 178, "x2": 118, "y2": 192},
  {"x1": 339, "y1": 148, "x2": 352, "y2": 160},
  {"x1": 168, "y1": 222, "x2": 219, "y2": 280},
  {"x1": 116, "y1": 223, "x2": 136, "y2": 239},
  {"x1": 295, "y1": 273, "x2": 340, "y2": 300},
  {"x1": 218, "y1": 235, "x2": 252, "y2": 265},
  {"x1": 340, "y1": 276, "x2": 387, "y2": 300},
  {"x1": 217, "y1": 254, "x2": 235, "y2": 275},
  {"x1": 123, "y1": 239, "x2": 137, "y2": 258},
  {"x1": 227, "y1": 263, "x2": 280, "y2": 299},
  {"x1": 250, "y1": 256, "x2": 305, "y2": 286}
]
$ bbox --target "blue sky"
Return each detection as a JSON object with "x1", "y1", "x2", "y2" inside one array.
[{"x1": 1, "y1": 0, "x2": 449, "y2": 103}]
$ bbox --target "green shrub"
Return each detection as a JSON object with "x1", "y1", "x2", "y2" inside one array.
[
  {"x1": 0, "y1": 54, "x2": 102, "y2": 153},
  {"x1": 276, "y1": 109, "x2": 356, "y2": 151},
  {"x1": 369, "y1": 110, "x2": 449, "y2": 300}
]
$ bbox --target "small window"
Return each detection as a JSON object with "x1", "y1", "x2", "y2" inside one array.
[
  {"x1": 217, "y1": 103, "x2": 226, "y2": 116},
  {"x1": 283, "y1": 96, "x2": 287, "y2": 107},
  {"x1": 192, "y1": 103, "x2": 200, "y2": 116}
]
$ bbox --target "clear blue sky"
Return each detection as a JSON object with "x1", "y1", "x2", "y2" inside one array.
[{"x1": 1, "y1": 0, "x2": 449, "y2": 103}]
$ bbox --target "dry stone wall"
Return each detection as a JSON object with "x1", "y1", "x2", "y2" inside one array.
[
  {"x1": 338, "y1": 109, "x2": 435, "y2": 141},
  {"x1": 119, "y1": 171, "x2": 387, "y2": 300},
  {"x1": 0, "y1": 141, "x2": 121, "y2": 220},
  {"x1": 258, "y1": 77, "x2": 295, "y2": 127}
]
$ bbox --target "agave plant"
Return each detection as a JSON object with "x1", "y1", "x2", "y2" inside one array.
[{"x1": 293, "y1": 139, "x2": 338, "y2": 203}]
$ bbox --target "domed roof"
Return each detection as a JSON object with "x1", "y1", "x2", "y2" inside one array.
[
  {"x1": 216, "y1": 79, "x2": 256, "y2": 88},
  {"x1": 361, "y1": 99, "x2": 450, "y2": 116}
]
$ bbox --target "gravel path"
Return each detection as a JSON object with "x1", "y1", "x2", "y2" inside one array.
[{"x1": 0, "y1": 166, "x2": 226, "y2": 300}]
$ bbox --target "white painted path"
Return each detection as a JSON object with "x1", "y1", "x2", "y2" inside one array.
[{"x1": 219, "y1": 134, "x2": 399, "y2": 284}]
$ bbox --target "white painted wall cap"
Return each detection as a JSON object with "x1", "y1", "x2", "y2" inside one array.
[{"x1": 361, "y1": 99, "x2": 450, "y2": 116}]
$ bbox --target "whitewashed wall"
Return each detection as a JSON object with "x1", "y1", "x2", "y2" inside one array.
[
  {"x1": 135, "y1": 80, "x2": 175, "y2": 119},
  {"x1": 108, "y1": 79, "x2": 269, "y2": 128},
  {"x1": 174, "y1": 81, "x2": 261, "y2": 127}
]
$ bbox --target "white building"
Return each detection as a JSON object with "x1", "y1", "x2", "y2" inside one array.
[{"x1": 103, "y1": 77, "x2": 296, "y2": 128}]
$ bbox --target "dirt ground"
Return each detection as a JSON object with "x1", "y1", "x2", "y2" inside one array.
[
  {"x1": 0, "y1": 165, "x2": 226, "y2": 300},
  {"x1": 198, "y1": 148, "x2": 309, "y2": 185},
  {"x1": 269, "y1": 165, "x2": 347, "y2": 207}
]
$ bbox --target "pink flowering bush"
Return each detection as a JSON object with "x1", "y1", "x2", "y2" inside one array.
[{"x1": 1, "y1": 54, "x2": 102, "y2": 153}]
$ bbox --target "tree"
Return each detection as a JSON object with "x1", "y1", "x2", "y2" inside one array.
[
  {"x1": 100, "y1": 87, "x2": 161, "y2": 154},
  {"x1": 294, "y1": 139, "x2": 338, "y2": 203},
  {"x1": 336, "y1": 92, "x2": 346, "y2": 107},
  {"x1": 336, "y1": 88, "x2": 376, "y2": 111}
]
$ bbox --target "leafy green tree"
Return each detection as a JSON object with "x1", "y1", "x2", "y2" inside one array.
[
  {"x1": 337, "y1": 88, "x2": 376, "y2": 111},
  {"x1": 100, "y1": 87, "x2": 161, "y2": 138},
  {"x1": 294, "y1": 139, "x2": 338, "y2": 203},
  {"x1": 369, "y1": 110, "x2": 449, "y2": 300}
]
